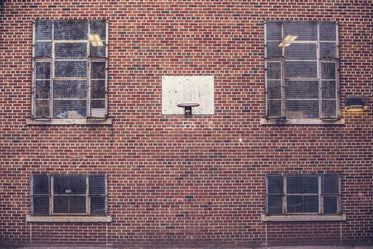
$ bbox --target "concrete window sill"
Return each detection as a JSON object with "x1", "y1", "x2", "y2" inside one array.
[
  {"x1": 26, "y1": 215, "x2": 112, "y2": 223},
  {"x1": 26, "y1": 118, "x2": 113, "y2": 126},
  {"x1": 262, "y1": 214, "x2": 346, "y2": 222}
]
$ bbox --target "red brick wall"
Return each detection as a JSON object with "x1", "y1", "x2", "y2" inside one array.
[{"x1": 0, "y1": 0, "x2": 372, "y2": 247}]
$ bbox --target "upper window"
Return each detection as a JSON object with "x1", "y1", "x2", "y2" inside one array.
[
  {"x1": 264, "y1": 21, "x2": 340, "y2": 124},
  {"x1": 31, "y1": 20, "x2": 108, "y2": 124},
  {"x1": 30, "y1": 174, "x2": 108, "y2": 216},
  {"x1": 266, "y1": 174, "x2": 341, "y2": 216}
]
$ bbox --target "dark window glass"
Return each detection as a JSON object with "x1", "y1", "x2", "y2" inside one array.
[
  {"x1": 91, "y1": 196, "x2": 106, "y2": 215},
  {"x1": 267, "y1": 195, "x2": 283, "y2": 215},
  {"x1": 54, "y1": 20, "x2": 88, "y2": 40},
  {"x1": 284, "y1": 21, "x2": 317, "y2": 41},
  {"x1": 324, "y1": 196, "x2": 338, "y2": 214},
  {"x1": 285, "y1": 44, "x2": 316, "y2": 60},
  {"x1": 33, "y1": 175, "x2": 49, "y2": 195},
  {"x1": 53, "y1": 100, "x2": 87, "y2": 119},
  {"x1": 53, "y1": 81, "x2": 87, "y2": 98},
  {"x1": 35, "y1": 42, "x2": 52, "y2": 57},
  {"x1": 33, "y1": 196, "x2": 50, "y2": 215},
  {"x1": 55, "y1": 43, "x2": 87, "y2": 58},
  {"x1": 91, "y1": 62, "x2": 106, "y2": 79},
  {"x1": 89, "y1": 175, "x2": 106, "y2": 195},
  {"x1": 35, "y1": 21, "x2": 52, "y2": 40},
  {"x1": 36, "y1": 62, "x2": 51, "y2": 80},
  {"x1": 54, "y1": 61, "x2": 87, "y2": 78},
  {"x1": 286, "y1": 81, "x2": 318, "y2": 99}
]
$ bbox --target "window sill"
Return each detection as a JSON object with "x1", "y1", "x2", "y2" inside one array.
[
  {"x1": 262, "y1": 214, "x2": 346, "y2": 222},
  {"x1": 260, "y1": 118, "x2": 345, "y2": 126},
  {"x1": 26, "y1": 215, "x2": 112, "y2": 223},
  {"x1": 26, "y1": 118, "x2": 113, "y2": 126}
]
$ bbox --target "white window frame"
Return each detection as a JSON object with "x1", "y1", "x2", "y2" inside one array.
[
  {"x1": 28, "y1": 20, "x2": 111, "y2": 125},
  {"x1": 262, "y1": 21, "x2": 344, "y2": 125}
]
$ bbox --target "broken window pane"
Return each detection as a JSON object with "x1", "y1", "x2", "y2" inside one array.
[
  {"x1": 36, "y1": 62, "x2": 50, "y2": 79},
  {"x1": 55, "y1": 43, "x2": 87, "y2": 58},
  {"x1": 53, "y1": 100, "x2": 86, "y2": 119},
  {"x1": 55, "y1": 61, "x2": 87, "y2": 78},
  {"x1": 91, "y1": 62, "x2": 106, "y2": 79},
  {"x1": 286, "y1": 81, "x2": 318, "y2": 99},
  {"x1": 35, "y1": 42, "x2": 52, "y2": 57},
  {"x1": 54, "y1": 20, "x2": 88, "y2": 40},
  {"x1": 35, "y1": 21, "x2": 52, "y2": 40},
  {"x1": 53, "y1": 80, "x2": 87, "y2": 98}
]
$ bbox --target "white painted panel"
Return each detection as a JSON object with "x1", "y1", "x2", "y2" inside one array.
[{"x1": 162, "y1": 76, "x2": 214, "y2": 115}]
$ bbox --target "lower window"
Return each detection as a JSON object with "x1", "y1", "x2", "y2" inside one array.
[
  {"x1": 266, "y1": 174, "x2": 341, "y2": 215},
  {"x1": 31, "y1": 174, "x2": 107, "y2": 216}
]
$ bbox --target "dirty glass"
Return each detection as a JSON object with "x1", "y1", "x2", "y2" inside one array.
[
  {"x1": 322, "y1": 81, "x2": 336, "y2": 99},
  {"x1": 267, "y1": 62, "x2": 281, "y2": 79},
  {"x1": 286, "y1": 100, "x2": 319, "y2": 118},
  {"x1": 36, "y1": 62, "x2": 50, "y2": 79},
  {"x1": 53, "y1": 196, "x2": 86, "y2": 214},
  {"x1": 55, "y1": 43, "x2": 87, "y2": 58},
  {"x1": 285, "y1": 61, "x2": 317, "y2": 79},
  {"x1": 286, "y1": 81, "x2": 318, "y2": 99},
  {"x1": 91, "y1": 62, "x2": 106, "y2": 79},
  {"x1": 267, "y1": 81, "x2": 281, "y2": 99},
  {"x1": 320, "y1": 22, "x2": 336, "y2": 41},
  {"x1": 321, "y1": 62, "x2": 336, "y2": 79},
  {"x1": 54, "y1": 61, "x2": 87, "y2": 78},
  {"x1": 266, "y1": 42, "x2": 282, "y2": 57},
  {"x1": 91, "y1": 80, "x2": 105, "y2": 98},
  {"x1": 285, "y1": 44, "x2": 316, "y2": 60},
  {"x1": 54, "y1": 20, "x2": 88, "y2": 40},
  {"x1": 35, "y1": 100, "x2": 50, "y2": 118},
  {"x1": 266, "y1": 22, "x2": 282, "y2": 40},
  {"x1": 35, "y1": 42, "x2": 52, "y2": 57},
  {"x1": 284, "y1": 21, "x2": 317, "y2": 41},
  {"x1": 53, "y1": 100, "x2": 86, "y2": 119},
  {"x1": 287, "y1": 196, "x2": 318, "y2": 213},
  {"x1": 268, "y1": 100, "x2": 282, "y2": 117},
  {"x1": 53, "y1": 80, "x2": 87, "y2": 98},
  {"x1": 320, "y1": 43, "x2": 336, "y2": 58},
  {"x1": 287, "y1": 176, "x2": 318, "y2": 194},
  {"x1": 35, "y1": 21, "x2": 52, "y2": 40}
]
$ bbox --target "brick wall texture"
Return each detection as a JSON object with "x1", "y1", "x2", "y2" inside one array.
[{"x1": 0, "y1": 0, "x2": 372, "y2": 247}]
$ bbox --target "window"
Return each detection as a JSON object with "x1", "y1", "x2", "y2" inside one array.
[
  {"x1": 266, "y1": 174, "x2": 341, "y2": 216},
  {"x1": 30, "y1": 174, "x2": 108, "y2": 216},
  {"x1": 31, "y1": 20, "x2": 108, "y2": 124},
  {"x1": 264, "y1": 21, "x2": 340, "y2": 123}
]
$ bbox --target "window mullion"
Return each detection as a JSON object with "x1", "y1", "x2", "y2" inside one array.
[
  {"x1": 50, "y1": 175, "x2": 54, "y2": 215},
  {"x1": 319, "y1": 175, "x2": 323, "y2": 214},
  {"x1": 281, "y1": 23, "x2": 286, "y2": 118},
  {"x1": 86, "y1": 175, "x2": 90, "y2": 215},
  {"x1": 317, "y1": 22, "x2": 323, "y2": 119},
  {"x1": 50, "y1": 21, "x2": 55, "y2": 120},
  {"x1": 283, "y1": 175, "x2": 287, "y2": 215},
  {"x1": 87, "y1": 22, "x2": 91, "y2": 118}
]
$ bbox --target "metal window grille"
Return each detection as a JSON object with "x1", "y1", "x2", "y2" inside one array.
[
  {"x1": 266, "y1": 174, "x2": 341, "y2": 215},
  {"x1": 30, "y1": 174, "x2": 108, "y2": 216},
  {"x1": 31, "y1": 20, "x2": 108, "y2": 120},
  {"x1": 265, "y1": 21, "x2": 340, "y2": 120}
]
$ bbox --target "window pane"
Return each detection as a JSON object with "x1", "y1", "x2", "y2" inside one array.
[
  {"x1": 55, "y1": 61, "x2": 87, "y2": 78},
  {"x1": 285, "y1": 61, "x2": 317, "y2": 78},
  {"x1": 322, "y1": 81, "x2": 336, "y2": 99},
  {"x1": 320, "y1": 43, "x2": 336, "y2": 58},
  {"x1": 267, "y1": 62, "x2": 281, "y2": 80},
  {"x1": 92, "y1": 80, "x2": 105, "y2": 99},
  {"x1": 53, "y1": 80, "x2": 87, "y2": 98},
  {"x1": 55, "y1": 43, "x2": 87, "y2": 58},
  {"x1": 35, "y1": 100, "x2": 50, "y2": 118},
  {"x1": 54, "y1": 20, "x2": 88, "y2": 40},
  {"x1": 91, "y1": 100, "x2": 105, "y2": 109},
  {"x1": 303, "y1": 177, "x2": 318, "y2": 194},
  {"x1": 35, "y1": 21, "x2": 52, "y2": 40},
  {"x1": 267, "y1": 195, "x2": 283, "y2": 215},
  {"x1": 285, "y1": 44, "x2": 316, "y2": 60},
  {"x1": 91, "y1": 196, "x2": 106, "y2": 215},
  {"x1": 53, "y1": 196, "x2": 68, "y2": 213},
  {"x1": 322, "y1": 100, "x2": 337, "y2": 118},
  {"x1": 287, "y1": 177, "x2": 303, "y2": 194},
  {"x1": 90, "y1": 20, "x2": 106, "y2": 40},
  {"x1": 268, "y1": 100, "x2": 282, "y2": 117},
  {"x1": 89, "y1": 175, "x2": 106, "y2": 195},
  {"x1": 304, "y1": 196, "x2": 319, "y2": 212},
  {"x1": 321, "y1": 63, "x2": 336, "y2": 79},
  {"x1": 36, "y1": 80, "x2": 50, "y2": 99},
  {"x1": 35, "y1": 42, "x2": 52, "y2": 57},
  {"x1": 69, "y1": 196, "x2": 86, "y2": 213},
  {"x1": 54, "y1": 175, "x2": 68, "y2": 194},
  {"x1": 266, "y1": 22, "x2": 282, "y2": 40},
  {"x1": 267, "y1": 42, "x2": 282, "y2": 57},
  {"x1": 323, "y1": 175, "x2": 339, "y2": 194},
  {"x1": 90, "y1": 43, "x2": 106, "y2": 57},
  {"x1": 267, "y1": 80, "x2": 281, "y2": 99},
  {"x1": 268, "y1": 175, "x2": 283, "y2": 194},
  {"x1": 69, "y1": 176, "x2": 86, "y2": 194},
  {"x1": 284, "y1": 21, "x2": 317, "y2": 41},
  {"x1": 33, "y1": 196, "x2": 50, "y2": 215},
  {"x1": 287, "y1": 196, "x2": 303, "y2": 213},
  {"x1": 286, "y1": 100, "x2": 319, "y2": 119},
  {"x1": 91, "y1": 62, "x2": 106, "y2": 79},
  {"x1": 36, "y1": 62, "x2": 51, "y2": 79},
  {"x1": 33, "y1": 175, "x2": 49, "y2": 195},
  {"x1": 324, "y1": 196, "x2": 338, "y2": 214},
  {"x1": 53, "y1": 100, "x2": 87, "y2": 119},
  {"x1": 286, "y1": 81, "x2": 318, "y2": 99},
  {"x1": 320, "y1": 22, "x2": 336, "y2": 41}
]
